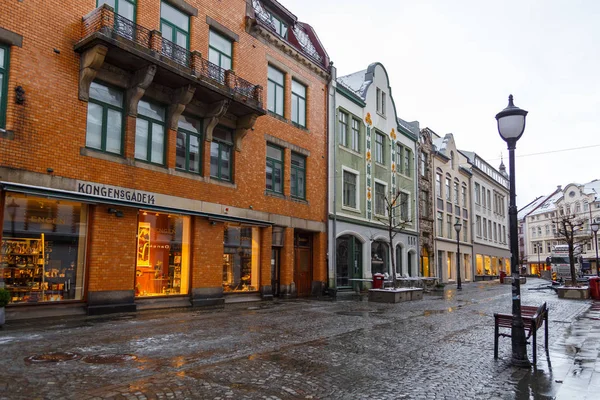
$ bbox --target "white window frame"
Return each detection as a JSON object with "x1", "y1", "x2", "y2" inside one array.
[{"x1": 341, "y1": 166, "x2": 360, "y2": 212}]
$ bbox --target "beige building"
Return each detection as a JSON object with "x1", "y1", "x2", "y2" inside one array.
[{"x1": 428, "y1": 130, "x2": 472, "y2": 284}]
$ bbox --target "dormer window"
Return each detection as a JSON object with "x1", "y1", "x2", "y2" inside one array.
[{"x1": 267, "y1": 10, "x2": 288, "y2": 38}]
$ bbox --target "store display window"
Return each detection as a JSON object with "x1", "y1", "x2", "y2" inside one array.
[
  {"x1": 1, "y1": 193, "x2": 88, "y2": 304},
  {"x1": 135, "y1": 211, "x2": 190, "y2": 297},
  {"x1": 222, "y1": 225, "x2": 260, "y2": 292}
]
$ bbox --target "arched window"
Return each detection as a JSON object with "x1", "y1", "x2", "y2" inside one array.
[
  {"x1": 371, "y1": 241, "x2": 389, "y2": 275},
  {"x1": 575, "y1": 202, "x2": 581, "y2": 214},
  {"x1": 336, "y1": 235, "x2": 362, "y2": 288},
  {"x1": 395, "y1": 245, "x2": 403, "y2": 275}
]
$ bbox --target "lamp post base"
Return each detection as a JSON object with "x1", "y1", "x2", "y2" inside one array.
[{"x1": 511, "y1": 356, "x2": 531, "y2": 368}]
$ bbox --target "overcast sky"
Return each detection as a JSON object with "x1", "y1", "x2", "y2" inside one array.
[{"x1": 284, "y1": 0, "x2": 600, "y2": 208}]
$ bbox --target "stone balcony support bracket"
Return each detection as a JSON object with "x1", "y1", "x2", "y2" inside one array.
[
  {"x1": 234, "y1": 113, "x2": 259, "y2": 151},
  {"x1": 167, "y1": 85, "x2": 196, "y2": 130},
  {"x1": 203, "y1": 100, "x2": 230, "y2": 142},
  {"x1": 126, "y1": 65, "x2": 157, "y2": 117},
  {"x1": 78, "y1": 44, "x2": 109, "y2": 101}
]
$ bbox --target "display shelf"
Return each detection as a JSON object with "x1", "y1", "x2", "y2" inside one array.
[{"x1": 1, "y1": 235, "x2": 48, "y2": 304}]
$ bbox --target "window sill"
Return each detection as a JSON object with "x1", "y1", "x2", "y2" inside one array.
[
  {"x1": 342, "y1": 205, "x2": 361, "y2": 213},
  {"x1": 171, "y1": 168, "x2": 207, "y2": 182},
  {"x1": 374, "y1": 162, "x2": 387, "y2": 169},
  {"x1": 339, "y1": 145, "x2": 361, "y2": 156},
  {"x1": 210, "y1": 177, "x2": 236, "y2": 188},
  {"x1": 0, "y1": 128, "x2": 14, "y2": 140},
  {"x1": 291, "y1": 196, "x2": 308, "y2": 205},
  {"x1": 265, "y1": 190, "x2": 285, "y2": 199},
  {"x1": 376, "y1": 111, "x2": 386, "y2": 119},
  {"x1": 80, "y1": 147, "x2": 127, "y2": 164},
  {"x1": 268, "y1": 111, "x2": 288, "y2": 123},
  {"x1": 292, "y1": 122, "x2": 309, "y2": 132},
  {"x1": 397, "y1": 172, "x2": 412, "y2": 179}
]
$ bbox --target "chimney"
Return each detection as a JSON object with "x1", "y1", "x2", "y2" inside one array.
[{"x1": 557, "y1": 185, "x2": 562, "y2": 190}]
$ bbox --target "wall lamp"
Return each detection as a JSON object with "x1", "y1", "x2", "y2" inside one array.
[{"x1": 108, "y1": 207, "x2": 124, "y2": 218}]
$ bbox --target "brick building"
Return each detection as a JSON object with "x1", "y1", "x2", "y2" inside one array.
[{"x1": 0, "y1": 0, "x2": 331, "y2": 318}]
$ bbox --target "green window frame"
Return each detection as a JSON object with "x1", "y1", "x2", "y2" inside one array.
[
  {"x1": 135, "y1": 99, "x2": 166, "y2": 165},
  {"x1": 291, "y1": 152, "x2": 306, "y2": 199},
  {"x1": 209, "y1": 29, "x2": 232, "y2": 71},
  {"x1": 404, "y1": 148, "x2": 411, "y2": 177},
  {"x1": 375, "y1": 132, "x2": 384, "y2": 164},
  {"x1": 97, "y1": 0, "x2": 136, "y2": 20},
  {"x1": 375, "y1": 182, "x2": 385, "y2": 215},
  {"x1": 267, "y1": 10, "x2": 288, "y2": 38},
  {"x1": 176, "y1": 115, "x2": 202, "y2": 174},
  {"x1": 266, "y1": 143, "x2": 284, "y2": 193},
  {"x1": 291, "y1": 79, "x2": 306, "y2": 127},
  {"x1": 339, "y1": 111, "x2": 348, "y2": 147},
  {"x1": 351, "y1": 118, "x2": 360, "y2": 152},
  {"x1": 267, "y1": 65, "x2": 284, "y2": 116},
  {"x1": 160, "y1": 1, "x2": 189, "y2": 50},
  {"x1": 0, "y1": 44, "x2": 9, "y2": 129},
  {"x1": 86, "y1": 81, "x2": 125, "y2": 154},
  {"x1": 210, "y1": 126, "x2": 233, "y2": 182}
]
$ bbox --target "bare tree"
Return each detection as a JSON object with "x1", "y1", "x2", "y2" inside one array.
[
  {"x1": 551, "y1": 212, "x2": 589, "y2": 287},
  {"x1": 374, "y1": 189, "x2": 413, "y2": 288}
]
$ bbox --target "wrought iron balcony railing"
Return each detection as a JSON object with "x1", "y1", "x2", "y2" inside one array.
[{"x1": 81, "y1": 6, "x2": 263, "y2": 106}]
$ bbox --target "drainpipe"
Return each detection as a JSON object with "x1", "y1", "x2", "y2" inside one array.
[{"x1": 328, "y1": 62, "x2": 338, "y2": 297}]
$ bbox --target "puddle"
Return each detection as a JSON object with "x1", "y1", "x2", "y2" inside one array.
[
  {"x1": 25, "y1": 352, "x2": 82, "y2": 363},
  {"x1": 336, "y1": 310, "x2": 384, "y2": 317},
  {"x1": 82, "y1": 354, "x2": 137, "y2": 364},
  {"x1": 423, "y1": 308, "x2": 456, "y2": 316}
]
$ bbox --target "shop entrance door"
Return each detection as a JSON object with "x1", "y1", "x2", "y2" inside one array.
[
  {"x1": 271, "y1": 248, "x2": 280, "y2": 297},
  {"x1": 294, "y1": 232, "x2": 312, "y2": 297}
]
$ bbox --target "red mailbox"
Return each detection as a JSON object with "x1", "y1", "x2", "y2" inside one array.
[
  {"x1": 499, "y1": 271, "x2": 506, "y2": 283},
  {"x1": 589, "y1": 277, "x2": 600, "y2": 300},
  {"x1": 372, "y1": 273, "x2": 385, "y2": 289}
]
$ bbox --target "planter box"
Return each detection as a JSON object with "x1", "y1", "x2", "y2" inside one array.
[
  {"x1": 557, "y1": 286, "x2": 590, "y2": 300},
  {"x1": 475, "y1": 275, "x2": 499, "y2": 281},
  {"x1": 368, "y1": 288, "x2": 423, "y2": 303}
]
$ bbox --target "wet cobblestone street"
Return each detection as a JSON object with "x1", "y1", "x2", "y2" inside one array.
[{"x1": 0, "y1": 278, "x2": 596, "y2": 399}]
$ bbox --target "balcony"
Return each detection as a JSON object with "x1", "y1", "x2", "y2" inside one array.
[{"x1": 74, "y1": 5, "x2": 265, "y2": 126}]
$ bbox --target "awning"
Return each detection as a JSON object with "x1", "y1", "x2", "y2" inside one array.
[{"x1": 1, "y1": 181, "x2": 273, "y2": 227}]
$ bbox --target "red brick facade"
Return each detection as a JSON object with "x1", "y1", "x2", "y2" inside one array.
[{"x1": 0, "y1": 0, "x2": 330, "y2": 316}]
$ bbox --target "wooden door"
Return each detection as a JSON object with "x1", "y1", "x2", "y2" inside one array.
[{"x1": 294, "y1": 232, "x2": 312, "y2": 297}]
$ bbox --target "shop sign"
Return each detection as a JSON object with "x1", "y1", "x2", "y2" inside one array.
[{"x1": 77, "y1": 182, "x2": 156, "y2": 205}]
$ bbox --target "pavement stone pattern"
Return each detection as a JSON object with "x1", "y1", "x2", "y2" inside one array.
[{"x1": 0, "y1": 278, "x2": 595, "y2": 400}]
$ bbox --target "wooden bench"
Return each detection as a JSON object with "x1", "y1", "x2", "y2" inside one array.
[{"x1": 494, "y1": 302, "x2": 549, "y2": 364}]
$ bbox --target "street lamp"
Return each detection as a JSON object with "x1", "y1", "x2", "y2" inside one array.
[
  {"x1": 496, "y1": 94, "x2": 530, "y2": 367},
  {"x1": 592, "y1": 222, "x2": 599, "y2": 277},
  {"x1": 454, "y1": 222, "x2": 462, "y2": 290}
]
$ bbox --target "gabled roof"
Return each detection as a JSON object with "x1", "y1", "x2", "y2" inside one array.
[
  {"x1": 583, "y1": 179, "x2": 600, "y2": 198},
  {"x1": 397, "y1": 118, "x2": 420, "y2": 137},
  {"x1": 337, "y1": 69, "x2": 369, "y2": 100},
  {"x1": 518, "y1": 196, "x2": 545, "y2": 220}
]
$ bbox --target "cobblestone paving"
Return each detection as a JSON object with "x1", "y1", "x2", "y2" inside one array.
[{"x1": 0, "y1": 279, "x2": 592, "y2": 399}]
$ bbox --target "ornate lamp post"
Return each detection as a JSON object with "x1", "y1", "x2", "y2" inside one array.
[
  {"x1": 592, "y1": 222, "x2": 599, "y2": 277},
  {"x1": 454, "y1": 222, "x2": 462, "y2": 290},
  {"x1": 496, "y1": 94, "x2": 530, "y2": 367}
]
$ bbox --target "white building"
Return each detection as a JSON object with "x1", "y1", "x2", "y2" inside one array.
[
  {"x1": 461, "y1": 152, "x2": 511, "y2": 280},
  {"x1": 520, "y1": 180, "x2": 600, "y2": 275}
]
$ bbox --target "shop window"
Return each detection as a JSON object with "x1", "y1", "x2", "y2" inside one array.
[
  {"x1": 210, "y1": 126, "x2": 233, "y2": 182},
  {"x1": 291, "y1": 79, "x2": 306, "y2": 127},
  {"x1": 0, "y1": 44, "x2": 8, "y2": 129},
  {"x1": 176, "y1": 115, "x2": 202, "y2": 174},
  {"x1": 290, "y1": 152, "x2": 306, "y2": 199},
  {"x1": 1, "y1": 193, "x2": 88, "y2": 304},
  {"x1": 267, "y1": 65, "x2": 284, "y2": 116},
  {"x1": 266, "y1": 143, "x2": 283, "y2": 193},
  {"x1": 135, "y1": 211, "x2": 190, "y2": 297},
  {"x1": 223, "y1": 225, "x2": 260, "y2": 292},
  {"x1": 135, "y1": 99, "x2": 166, "y2": 165},
  {"x1": 86, "y1": 81, "x2": 124, "y2": 154}
]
